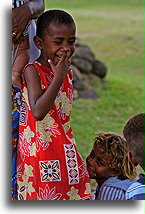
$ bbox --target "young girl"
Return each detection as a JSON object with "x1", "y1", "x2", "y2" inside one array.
[
  {"x1": 86, "y1": 132, "x2": 137, "y2": 200},
  {"x1": 17, "y1": 10, "x2": 92, "y2": 200}
]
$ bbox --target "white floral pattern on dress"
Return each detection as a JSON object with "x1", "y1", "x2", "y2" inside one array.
[
  {"x1": 85, "y1": 183, "x2": 92, "y2": 194},
  {"x1": 17, "y1": 164, "x2": 35, "y2": 200},
  {"x1": 67, "y1": 186, "x2": 80, "y2": 200},
  {"x1": 79, "y1": 160, "x2": 90, "y2": 180},
  {"x1": 63, "y1": 121, "x2": 76, "y2": 144},
  {"x1": 23, "y1": 126, "x2": 34, "y2": 143},
  {"x1": 36, "y1": 113, "x2": 61, "y2": 151},
  {"x1": 19, "y1": 132, "x2": 33, "y2": 161},
  {"x1": 18, "y1": 127, "x2": 34, "y2": 161},
  {"x1": 22, "y1": 87, "x2": 31, "y2": 110},
  {"x1": 28, "y1": 142, "x2": 36, "y2": 157},
  {"x1": 55, "y1": 91, "x2": 72, "y2": 120},
  {"x1": 38, "y1": 184, "x2": 62, "y2": 200}
]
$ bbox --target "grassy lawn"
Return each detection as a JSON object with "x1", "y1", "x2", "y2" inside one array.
[{"x1": 45, "y1": 0, "x2": 144, "y2": 160}]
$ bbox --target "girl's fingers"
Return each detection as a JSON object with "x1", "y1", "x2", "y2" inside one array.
[
  {"x1": 57, "y1": 52, "x2": 67, "y2": 65},
  {"x1": 48, "y1": 59, "x2": 55, "y2": 70},
  {"x1": 66, "y1": 49, "x2": 71, "y2": 59},
  {"x1": 65, "y1": 56, "x2": 71, "y2": 68},
  {"x1": 48, "y1": 51, "x2": 71, "y2": 75},
  {"x1": 59, "y1": 52, "x2": 71, "y2": 72},
  {"x1": 64, "y1": 50, "x2": 72, "y2": 65}
]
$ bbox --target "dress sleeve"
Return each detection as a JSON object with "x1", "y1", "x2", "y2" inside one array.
[{"x1": 97, "y1": 186, "x2": 125, "y2": 200}]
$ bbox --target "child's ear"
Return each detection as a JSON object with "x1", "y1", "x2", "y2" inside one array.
[
  {"x1": 127, "y1": 151, "x2": 138, "y2": 166},
  {"x1": 33, "y1": 36, "x2": 43, "y2": 50}
]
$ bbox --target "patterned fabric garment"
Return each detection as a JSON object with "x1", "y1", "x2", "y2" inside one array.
[
  {"x1": 17, "y1": 62, "x2": 92, "y2": 200},
  {"x1": 12, "y1": 0, "x2": 25, "y2": 8},
  {"x1": 124, "y1": 174, "x2": 145, "y2": 200},
  {"x1": 12, "y1": 87, "x2": 21, "y2": 200},
  {"x1": 95, "y1": 176, "x2": 134, "y2": 200}
]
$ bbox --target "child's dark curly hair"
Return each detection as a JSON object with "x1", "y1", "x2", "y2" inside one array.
[{"x1": 93, "y1": 132, "x2": 137, "y2": 180}]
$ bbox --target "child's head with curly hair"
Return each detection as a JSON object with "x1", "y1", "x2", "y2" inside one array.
[{"x1": 86, "y1": 132, "x2": 137, "y2": 185}]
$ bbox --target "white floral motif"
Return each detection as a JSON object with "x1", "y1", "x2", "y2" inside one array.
[
  {"x1": 85, "y1": 183, "x2": 92, "y2": 195},
  {"x1": 67, "y1": 186, "x2": 80, "y2": 200},
  {"x1": 23, "y1": 126, "x2": 34, "y2": 143},
  {"x1": 18, "y1": 133, "x2": 32, "y2": 161},
  {"x1": 17, "y1": 164, "x2": 35, "y2": 200},
  {"x1": 24, "y1": 164, "x2": 33, "y2": 177},
  {"x1": 44, "y1": 71, "x2": 54, "y2": 84},
  {"x1": 38, "y1": 184, "x2": 62, "y2": 200},
  {"x1": 55, "y1": 91, "x2": 72, "y2": 120},
  {"x1": 28, "y1": 143, "x2": 36, "y2": 157},
  {"x1": 67, "y1": 88, "x2": 73, "y2": 105},
  {"x1": 18, "y1": 126, "x2": 34, "y2": 160},
  {"x1": 63, "y1": 121, "x2": 70, "y2": 133},
  {"x1": 67, "y1": 70, "x2": 73, "y2": 85},
  {"x1": 63, "y1": 122, "x2": 76, "y2": 144},
  {"x1": 79, "y1": 160, "x2": 90, "y2": 180},
  {"x1": 17, "y1": 164, "x2": 23, "y2": 178},
  {"x1": 22, "y1": 87, "x2": 31, "y2": 110},
  {"x1": 36, "y1": 113, "x2": 61, "y2": 150}
]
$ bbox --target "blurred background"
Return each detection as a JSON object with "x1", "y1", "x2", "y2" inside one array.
[{"x1": 45, "y1": 0, "x2": 143, "y2": 160}]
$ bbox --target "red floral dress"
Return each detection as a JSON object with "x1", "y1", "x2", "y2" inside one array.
[{"x1": 17, "y1": 62, "x2": 92, "y2": 200}]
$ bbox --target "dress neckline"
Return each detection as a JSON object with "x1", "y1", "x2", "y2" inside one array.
[{"x1": 34, "y1": 61, "x2": 52, "y2": 71}]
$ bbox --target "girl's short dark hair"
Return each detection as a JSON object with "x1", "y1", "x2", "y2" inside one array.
[{"x1": 36, "y1": 9, "x2": 76, "y2": 38}]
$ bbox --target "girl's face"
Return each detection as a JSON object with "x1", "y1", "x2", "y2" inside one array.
[
  {"x1": 37, "y1": 22, "x2": 76, "y2": 66},
  {"x1": 86, "y1": 147, "x2": 116, "y2": 185}
]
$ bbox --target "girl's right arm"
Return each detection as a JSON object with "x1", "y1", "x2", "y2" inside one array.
[{"x1": 24, "y1": 52, "x2": 70, "y2": 121}]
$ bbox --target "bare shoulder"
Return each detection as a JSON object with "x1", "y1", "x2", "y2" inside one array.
[
  {"x1": 24, "y1": 63, "x2": 41, "y2": 83},
  {"x1": 23, "y1": 63, "x2": 44, "y2": 106},
  {"x1": 24, "y1": 63, "x2": 38, "y2": 74}
]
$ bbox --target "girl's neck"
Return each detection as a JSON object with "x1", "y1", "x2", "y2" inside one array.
[{"x1": 36, "y1": 55, "x2": 51, "y2": 69}]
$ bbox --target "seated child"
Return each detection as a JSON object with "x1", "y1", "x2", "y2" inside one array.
[
  {"x1": 123, "y1": 113, "x2": 145, "y2": 200},
  {"x1": 86, "y1": 132, "x2": 137, "y2": 200}
]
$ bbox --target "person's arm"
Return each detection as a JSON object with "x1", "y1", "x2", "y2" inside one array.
[
  {"x1": 12, "y1": 51, "x2": 29, "y2": 89},
  {"x1": 26, "y1": 0, "x2": 45, "y2": 19},
  {"x1": 12, "y1": 0, "x2": 45, "y2": 42},
  {"x1": 12, "y1": 35, "x2": 29, "y2": 89},
  {"x1": 24, "y1": 52, "x2": 71, "y2": 121}
]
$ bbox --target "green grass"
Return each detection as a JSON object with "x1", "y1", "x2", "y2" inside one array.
[
  {"x1": 45, "y1": 0, "x2": 144, "y2": 160},
  {"x1": 45, "y1": 0, "x2": 142, "y2": 9}
]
